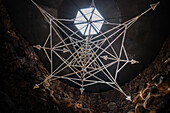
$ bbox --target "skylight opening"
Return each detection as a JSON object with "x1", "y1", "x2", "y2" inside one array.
[{"x1": 74, "y1": 7, "x2": 104, "y2": 36}]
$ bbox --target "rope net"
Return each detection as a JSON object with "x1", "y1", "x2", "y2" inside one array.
[{"x1": 31, "y1": 0, "x2": 159, "y2": 101}]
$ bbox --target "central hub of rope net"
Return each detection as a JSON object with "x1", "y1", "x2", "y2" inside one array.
[{"x1": 32, "y1": 0, "x2": 159, "y2": 101}]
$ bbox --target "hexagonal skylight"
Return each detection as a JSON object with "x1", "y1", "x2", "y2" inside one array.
[{"x1": 74, "y1": 7, "x2": 104, "y2": 36}]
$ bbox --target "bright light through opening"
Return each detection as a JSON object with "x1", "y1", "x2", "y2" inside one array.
[{"x1": 74, "y1": 7, "x2": 104, "y2": 36}]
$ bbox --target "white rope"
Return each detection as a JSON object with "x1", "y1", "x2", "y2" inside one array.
[{"x1": 31, "y1": 0, "x2": 159, "y2": 101}]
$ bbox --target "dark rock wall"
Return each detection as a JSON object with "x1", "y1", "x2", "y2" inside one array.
[
  {"x1": 0, "y1": 1, "x2": 90, "y2": 113},
  {"x1": 0, "y1": 0, "x2": 169, "y2": 113},
  {"x1": 86, "y1": 37, "x2": 169, "y2": 113},
  {"x1": 0, "y1": 1, "x2": 59, "y2": 112}
]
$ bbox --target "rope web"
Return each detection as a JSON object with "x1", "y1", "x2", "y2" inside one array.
[{"x1": 31, "y1": 0, "x2": 159, "y2": 101}]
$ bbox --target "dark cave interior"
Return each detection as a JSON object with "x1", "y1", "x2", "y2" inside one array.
[{"x1": 0, "y1": 0, "x2": 169, "y2": 113}]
